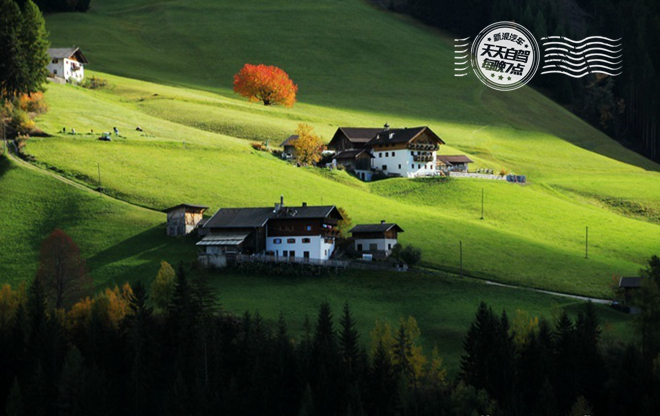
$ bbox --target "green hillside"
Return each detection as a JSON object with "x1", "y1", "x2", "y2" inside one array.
[{"x1": 5, "y1": 0, "x2": 653, "y2": 298}]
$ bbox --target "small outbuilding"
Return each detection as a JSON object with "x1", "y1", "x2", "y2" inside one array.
[
  {"x1": 437, "y1": 155, "x2": 474, "y2": 172},
  {"x1": 350, "y1": 221, "x2": 404, "y2": 256},
  {"x1": 280, "y1": 135, "x2": 299, "y2": 158},
  {"x1": 164, "y1": 203, "x2": 209, "y2": 236}
]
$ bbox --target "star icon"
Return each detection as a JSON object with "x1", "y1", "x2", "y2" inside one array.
[
  {"x1": 487, "y1": 37, "x2": 491, "y2": 42},
  {"x1": 498, "y1": 75, "x2": 504, "y2": 80},
  {"x1": 491, "y1": 73, "x2": 495, "y2": 78},
  {"x1": 507, "y1": 76, "x2": 511, "y2": 81}
]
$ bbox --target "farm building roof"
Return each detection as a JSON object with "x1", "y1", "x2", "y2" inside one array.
[
  {"x1": 333, "y1": 149, "x2": 373, "y2": 159},
  {"x1": 47, "y1": 47, "x2": 89, "y2": 64},
  {"x1": 280, "y1": 135, "x2": 298, "y2": 147},
  {"x1": 163, "y1": 203, "x2": 209, "y2": 212},
  {"x1": 619, "y1": 277, "x2": 643, "y2": 288},
  {"x1": 204, "y1": 205, "x2": 343, "y2": 229},
  {"x1": 339, "y1": 128, "x2": 384, "y2": 141},
  {"x1": 366, "y1": 126, "x2": 445, "y2": 146},
  {"x1": 196, "y1": 232, "x2": 250, "y2": 246},
  {"x1": 349, "y1": 223, "x2": 404, "y2": 234},
  {"x1": 437, "y1": 155, "x2": 474, "y2": 164}
]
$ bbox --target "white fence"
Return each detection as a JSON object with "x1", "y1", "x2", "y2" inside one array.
[{"x1": 449, "y1": 172, "x2": 506, "y2": 180}]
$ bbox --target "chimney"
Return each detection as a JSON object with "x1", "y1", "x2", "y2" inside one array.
[
  {"x1": 381, "y1": 220, "x2": 386, "y2": 224},
  {"x1": 274, "y1": 195, "x2": 285, "y2": 212},
  {"x1": 302, "y1": 202, "x2": 307, "y2": 207},
  {"x1": 384, "y1": 123, "x2": 390, "y2": 131}
]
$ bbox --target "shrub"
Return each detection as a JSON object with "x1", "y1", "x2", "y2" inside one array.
[
  {"x1": 499, "y1": 167, "x2": 509, "y2": 177},
  {"x1": 81, "y1": 76, "x2": 108, "y2": 90},
  {"x1": 17, "y1": 92, "x2": 47, "y2": 114},
  {"x1": 400, "y1": 244, "x2": 422, "y2": 268}
]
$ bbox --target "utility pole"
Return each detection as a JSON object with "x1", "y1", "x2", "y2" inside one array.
[
  {"x1": 97, "y1": 163, "x2": 102, "y2": 196},
  {"x1": 460, "y1": 240, "x2": 463, "y2": 277},
  {"x1": 480, "y1": 188, "x2": 484, "y2": 220},
  {"x1": 585, "y1": 226, "x2": 589, "y2": 259}
]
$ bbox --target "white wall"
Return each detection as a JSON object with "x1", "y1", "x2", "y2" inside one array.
[
  {"x1": 371, "y1": 148, "x2": 436, "y2": 177},
  {"x1": 266, "y1": 235, "x2": 335, "y2": 260},
  {"x1": 47, "y1": 58, "x2": 84, "y2": 82},
  {"x1": 354, "y1": 238, "x2": 398, "y2": 252}
]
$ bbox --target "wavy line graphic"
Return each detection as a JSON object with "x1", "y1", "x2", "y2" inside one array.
[
  {"x1": 454, "y1": 37, "x2": 470, "y2": 77},
  {"x1": 540, "y1": 35, "x2": 622, "y2": 78}
]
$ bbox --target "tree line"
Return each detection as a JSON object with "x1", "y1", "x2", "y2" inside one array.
[
  {"x1": 1, "y1": 228, "x2": 659, "y2": 415},
  {"x1": 372, "y1": 0, "x2": 660, "y2": 163}
]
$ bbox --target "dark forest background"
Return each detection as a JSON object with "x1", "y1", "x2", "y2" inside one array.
[{"x1": 373, "y1": 0, "x2": 660, "y2": 163}]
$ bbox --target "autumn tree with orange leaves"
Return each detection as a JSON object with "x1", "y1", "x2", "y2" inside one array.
[
  {"x1": 36, "y1": 228, "x2": 91, "y2": 310},
  {"x1": 233, "y1": 63, "x2": 298, "y2": 107}
]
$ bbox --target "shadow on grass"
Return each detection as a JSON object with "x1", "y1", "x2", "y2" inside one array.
[
  {"x1": 0, "y1": 155, "x2": 16, "y2": 178},
  {"x1": 85, "y1": 224, "x2": 198, "y2": 287}
]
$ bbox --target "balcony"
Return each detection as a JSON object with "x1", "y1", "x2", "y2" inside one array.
[
  {"x1": 407, "y1": 143, "x2": 439, "y2": 151},
  {"x1": 413, "y1": 154, "x2": 434, "y2": 162}
]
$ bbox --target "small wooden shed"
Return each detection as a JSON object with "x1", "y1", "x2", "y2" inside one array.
[{"x1": 164, "y1": 203, "x2": 209, "y2": 236}]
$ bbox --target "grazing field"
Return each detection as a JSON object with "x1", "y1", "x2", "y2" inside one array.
[
  {"x1": 0, "y1": 156, "x2": 195, "y2": 287},
  {"x1": 23, "y1": 74, "x2": 659, "y2": 297},
  {"x1": 206, "y1": 270, "x2": 634, "y2": 374}
]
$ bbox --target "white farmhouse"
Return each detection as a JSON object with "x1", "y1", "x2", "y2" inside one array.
[
  {"x1": 47, "y1": 47, "x2": 88, "y2": 82},
  {"x1": 366, "y1": 125, "x2": 445, "y2": 178}
]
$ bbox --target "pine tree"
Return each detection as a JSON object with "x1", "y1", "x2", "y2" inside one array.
[
  {"x1": 369, "y1": 341, "x2": 398, "y2": 416},
  {"x1": 17, "y1": 0, "x2": 49, "y2": 96},
  {"x1": 339, "y1": 302, "x2": 360, "y2": 373},
  {"x1": 151, "y1": 261, "x2": 176, "y2": 312},
  {"x1": 0, "y1": 0, "x2": 26, "y2": 100},
  {"x1": 4, "y1": 378, "x2": 24, "y2": 416}
]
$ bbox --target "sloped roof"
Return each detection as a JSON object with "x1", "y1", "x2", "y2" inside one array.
[
  {"x1": 204, "y1": 205, "x2": 343, "y2": 229},
  {"x1": 333, "y1": 149, "x2": 373, "y2": 159},
  {"x1": 339, "y1": 128, "x2": 384, "y2": 141},
  {"x1": 366, "y1": 126, "x2": 445, "y2": 146},
  {"x1": 619, "y1": 277, "x2": 643, "y2": 288},
  {"x1": 280, "y1": 135, "x2": 298, "y2": 147},
  {"x1": 437, "y1": 155, "x2": 474, "y2": 164},
  {"x1": 350, "y1": 223, "x2": 404, "y2": 233},
  {"x1": 196, "y1": 232, "x2": 250, "y2": 246},
  {"x1": 48, "y1": 47, "x2": 89, "y2": 64},
  {"x1": 163, "y1": 203, "x2": 209, "y2": 212}
]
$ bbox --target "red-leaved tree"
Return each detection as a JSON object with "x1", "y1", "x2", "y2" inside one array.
[
  {"x1": 233, "y1": 63, "x2": 298, "y2": 107},
  {"x1": 36, "y1": 228, "x2": 91, "y2": 310}
]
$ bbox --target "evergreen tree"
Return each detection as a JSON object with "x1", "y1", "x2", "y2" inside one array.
[
  {"x1": 4, "y1": 378, "x2": 24, "y2": 416},
  {"x1": 0, "y1": 0, "x2": 25, "y2": 100},
  {"x1": 339, "y1": 302, "x2": 360, "y2": 373},
  {"x1": 17, "y1": 0, "x2": 49, "y2": 96},
  {"x1": 369, "y1": 341, "x2": 398, "y2": 416}
]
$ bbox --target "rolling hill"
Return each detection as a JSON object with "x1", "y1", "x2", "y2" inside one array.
[{"x1": 12, "y1": 0, "x2": 656, "y2": 297}]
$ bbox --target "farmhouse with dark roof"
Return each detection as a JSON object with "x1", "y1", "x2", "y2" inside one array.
[
  {"x1": 196, "y1": 196, "x2": 344, "y2": 265},
  {"x1": 325, "y1": 124, "x2": 472, "y2": 180},
  {"x1": 47, "y1": 47, "x2": 88, "y2": 82}
]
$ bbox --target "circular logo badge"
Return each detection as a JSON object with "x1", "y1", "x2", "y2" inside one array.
[{"x1": 471, "y1": 22, "x2": 540, "y2": 91}]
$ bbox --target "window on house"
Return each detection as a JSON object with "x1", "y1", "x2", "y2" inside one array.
[
  {"x1": 304, "y1": 251, "x2": 310, "y2": 258},
  {"x1": 379, "y1": 153, "x2": 382, "y2": 157},
  {"x1": 398, "y1": 164, "x2": 401, "y2": 169},
  {"x1": 385, "y1": 152, "x2": 389, "y2": 157},
  {"x1": 369, "y1": 243, "x2": 378, "y2": 251},
  {"x1": 282, "y1": 250, "x2": 288, "y2": 257},
  {"x1": 392, "y1": 152, "x2": 395, "y2": 156},
  {"x1": 382, "y1": 165, "x2": 387, "y2": 170},
  {"x1": 287, "y1": 238, "x2": 295, "y2": 243},
  {"x1": 52, "y1": 59, "x2": 58, "y2": 64},
  {"x1": 357, "y1": 244, "x2": 363, "y2": 251},
  {"x1": 324, "y1": 249, "x2": 328, "y2": 256},
  {"x1": 302, "y1": 238, "x2": 311, "y2": 243},
  {"x1": 388, "y1": 243, "x2": 392, "y2": 250},
  {"x1": 274, "y1": 238, "x2": 282, "y2": 244},
  {"x1": 53, "y1": 70, "x2": 57, "y2": 75},
  {"x1": 306, "y1": 226, "x2": 311, "y2": 231},
  {"x1": 286, "y1": 225, "x2": 294, "y2": 231},
  {"x1": 290, "y1": 251, "x2": 296, "y2": 258}
]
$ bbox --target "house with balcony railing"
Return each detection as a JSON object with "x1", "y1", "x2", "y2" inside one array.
[{"x1": 196, "y1": 196, "x2": 345, "y2": 266}]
